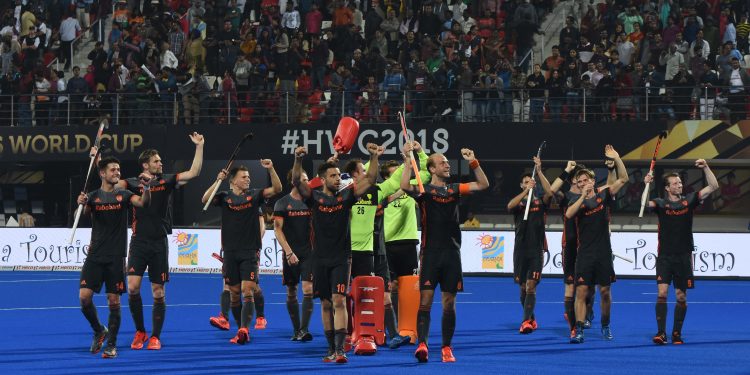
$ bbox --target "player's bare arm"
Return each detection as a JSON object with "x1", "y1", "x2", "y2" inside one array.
[{"x1": 177, "y1": 132, "x2": 205, "y2": 185}]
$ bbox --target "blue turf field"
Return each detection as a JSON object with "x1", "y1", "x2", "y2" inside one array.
[{"x1": 1, "y1": 272, "x2": 748, "y2": 374}]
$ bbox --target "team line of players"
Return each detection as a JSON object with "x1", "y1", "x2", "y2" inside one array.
[{"x1": 75, "y1": 132, "x2": 719, "y2": 362}]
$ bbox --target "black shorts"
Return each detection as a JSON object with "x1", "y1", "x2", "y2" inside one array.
[
  {"x1": 562, "y1": 243, "x2": 578, "y2": 284},
  {"x1": 223, "y1": 251, "x2": 259, "y2": 286},
  {"x1": 575, "y1": 252, "x2": 616, "y2": 287},
  {"x1": 350, "y1": 251, "x2": 374, "y2": 278},
  {"x1": 656, "y1": 253, "x2": 694, "y2": 290},
  {"x1": 128, "y1": 236, "x2": 169, "y2": 284},
  {"x1": 386, "y1": 240, "x2": 419, "y2": 280},
  {"x1": 282, "y1": 251, "x2": 313, "y2": 286},
  {"x1": 419, "y1": 249, "x2": 463, "y2": 293},
  {"x1": 513, "y1": 248, "x2": 543, "y2": 285},
  {"x1": 373, "y1": 253, "x2": 391, "y2": 292},
  {"x1": 80, "y1": 257, "x2": 126, "y2": 294},
  {"x1": 313, "y1": 259, "x2": 351, "y2": 300}
]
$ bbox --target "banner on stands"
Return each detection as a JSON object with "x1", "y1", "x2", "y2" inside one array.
[
  {"x1": 0, "y1": 123, "x2": 665, "y2": 162},
  {"x1": 0, "y1": 228, "x2": 747, "y2": 277}
]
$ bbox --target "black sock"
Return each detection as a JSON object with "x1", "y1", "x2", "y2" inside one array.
[
  {"x1": 441, "y1": 309, "x2": 456, "y2": 347},
  {"x1": 417, "y1": 307, "x2": 431, "y2": 345},
  {"x1": 286, "y1": 296, "x2": 300, "y2": 333},
  {"x1": 301, "y1": 294, "x2": 313, "y2": 331},
  {"x1": 523, "y1": 293, "x2": 536, "y2": 321},
  {"x1": 81, "y1": 301, "x2": 102, "y2": 333},
  {"x1": 220, "y1": 290, "x2": 230, "y2": 318},
  {"x1": 334, "y1": 329, "x2": 347, "y2": 352},
  {"x1": 325, "y1": 330, "x2": 335, "y2": 351},
  {"x1": 241, "y1": 295, "x2": 255, "y2": 328},
  {"x1": 673, "y1": 301, "x2": 687, "y2": 335},
  {"x1": 576, "y1": 321, "x2": 584, "y2": 333},
  {"x1": 107, "y1": 303, "x2": 121, "y2": 346},
  {"x1": 564, "y1": 297, "x2": 575, "y2": 330},
  {"x1": 254, "y1": 289, "x2": 265, "y2": 318},
  {"x1": 585, "y1": 293, "x2": 594, "y2": 318},
  {"x1": 391, "y1": 290, "x2": 399, "y2": 317},
  {"x1": 151, "y1": 297, "x2": 166, "y2": 338},
  {"x1": 128, "y1": 294, "x2": 146, "y2": 332},
  {"x1": 384, "y1": 303, "x2": 398, "y2": 339},
  {"x1": 231, "y1": 302, "x2": 242, "y2": 328},
  {"x1": 520, "y1": 290, "x2": 526, "y2": 310},
  {"x1": 656, "y1": 297, "x2": 667, "y2": 333}
]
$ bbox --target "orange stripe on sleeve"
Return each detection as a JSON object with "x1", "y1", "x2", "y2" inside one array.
[{"x1": 459, "y1": 183, "x2": 471, "y2": 196}]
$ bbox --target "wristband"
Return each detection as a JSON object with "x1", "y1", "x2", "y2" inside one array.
[
  {"x1": 143, "y1": 185, "x2": 151, "y2": 191},
  {"x1": 558, "y1": 170, "x2": 570, "y2": 181},
  {"x1": 607, "y1": 166, "x2": 616, "y2": 171},
  {"x1": 469, "y1": 159, "x2": 480, "y2": 170}
]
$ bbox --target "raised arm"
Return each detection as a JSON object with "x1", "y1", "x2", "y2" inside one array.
[
  {"x1": 696, "y1": 159, "x2": 719, "y2": 198},
  {"x1": 292, "y1": 146, "x2": 311, "y2": 199},
  {"x1": 643, "y1": 173, "x2": 657, "y2": 208},
  {"x1": 400, "y1": 142, "x2": 418, "y2": 193},
  {"x1": 605, "y1": 159, "x2": 617, "y2": 186},
  {"x1": 534, "y1": 156, "x2": 554, "y2": 204},
  {"x1": 378, "y1": 141, "x2": 428, "y2": 198},
  {"x1": 461, "y1": 148, "x2": 489, "y2": 192},
  {"x1": 177, "y1": 132, "x2": 205, "y2": 185},
  {"x1": 260, "y1": 159, "x2": 282, "y2": 198},
  {"x1": 354, "y1": 143, "x2": 382, "y2": 197},
  {"x1": 549, "y1": 160, "x2": 576, "y2": 194},
  {"x1": 604, "y1": 145, "x2": 628, "y2": 195},
  {"x1": 201, "y1": 169, "x2": 227, "y2": 204}
]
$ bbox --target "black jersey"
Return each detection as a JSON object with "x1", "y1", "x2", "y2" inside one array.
[
  {"x1": 575, "y1": 189, "x2": 613, "y2": 257},
  {"x1": 512, "y1": 194, "x2": 548, "y2": 252},
  {"x1": 273, "y1": 193, "x2": 313, "y2": 257},
  {"x1": 212, "y1": 189, "x2": 264, "y2": 254},
  {"x1": 126, "y1": 173, "x2": 178, "y2": 239},
  {"x1": 410, "y1": 183, "x2": 469, "y2": 252},
  {"x1": 559, "y1": 191, "x2": 580, "y2": 248},
  {"x1": 651, "y1": 192, "x2": 702, "y2": 256},
  {"x1": 86, "y1": 188, "x2": 135, "y2": 260},
  {"x1": 305, "y1": 187, "x2": 358, "y2": 265}
]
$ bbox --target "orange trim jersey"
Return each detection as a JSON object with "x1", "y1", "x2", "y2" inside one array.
[
  {"x1": 126, "y1": 174, "x2": 178, "y2": 238},
  {"x1": 408, "y1": 183, "x2": 470, "y2": 252}
]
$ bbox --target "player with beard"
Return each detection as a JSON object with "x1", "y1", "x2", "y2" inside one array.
[
  {"x1": 115, "y1": 132, "x2": 204, "y2": 350},
  {"x1": 78, "y1": 157, "x2": 151, "y2": 358},
  {"x1": 292, "y1": 143, "x2": 382, "y2": 363}
]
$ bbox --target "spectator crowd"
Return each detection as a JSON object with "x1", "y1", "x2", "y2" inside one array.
[{"x1": 1, "y1": 0, "x2": 749, "y2": 125}]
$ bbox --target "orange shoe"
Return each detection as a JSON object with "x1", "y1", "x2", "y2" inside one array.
[
  {"x1": 570, "y1": 328, "x2": 577, "y2": 339},
  {"x1": 519, "y1": 320, "x2": 534, "y2": 334},
  {"x1": 146, "y1": 336, "x2": 161, "y2": 350},
  {"x1": 254, "y1": 317, "x2": 267, "y2": 330},
  {"x1": 441, "y1": 346, "x2": 456, "y2": 362},
  {"x1": 231, "y1": 328, "x2": 249, "y2": 345},
  {"x1": 130, "y1": 331, "x2": 148, "y2": 350},
  {"x1": 209, "y1": 313, "x2": 230, "y2": 331},
  {"x1": 531, "y1": 320, "x2": 538, "y2": 330},
  {"x1": 335, "y1": 350, "x2": 348, "y2": 363},
  {"x1": 653, "y1": 332, "x2": 667, "y2": 345},
  {"x1": 414, "y1": 342, "x2": 428, "y2": 363}
]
